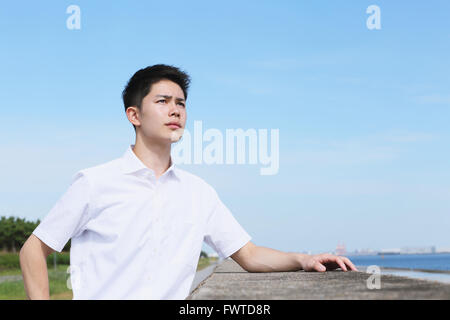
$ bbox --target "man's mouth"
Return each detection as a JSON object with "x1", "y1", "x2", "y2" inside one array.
[{"x1": 165, "y1": 122, "x2": 181, "y2": 129}]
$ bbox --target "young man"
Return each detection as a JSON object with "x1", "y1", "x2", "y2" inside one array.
[{"x1": 20, "y1": 64, "x2": 357, "y2": 300}]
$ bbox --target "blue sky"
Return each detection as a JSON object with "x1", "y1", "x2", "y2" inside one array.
[{"x1": 1, "y1": 1, "x2": 449, "y2": 254}]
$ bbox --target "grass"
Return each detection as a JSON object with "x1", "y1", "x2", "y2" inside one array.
[
  {"x1": 197, "y1": 257, "x2": 212, "y2": 271},
  {"x1": 0, "y1": 251, "x2": 72, "y2": 300},
  {"x1": 1, "y1": 253, "x2": 216, "y2": 300},
  {"x1": 0, "y1": 269, "x2": 22, "y2": 277},
  {"x1": 0, "y1": 265, "x2": 72, "y2": 300}
]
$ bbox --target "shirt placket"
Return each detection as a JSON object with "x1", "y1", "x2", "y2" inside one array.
[{"x1": 144, "y1": 171, "x2": 164, "y2": 284}]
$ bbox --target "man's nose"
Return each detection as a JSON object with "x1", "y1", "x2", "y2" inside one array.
[{"x1": 169, "y1": 103, "x2": 181, "y2": 117}]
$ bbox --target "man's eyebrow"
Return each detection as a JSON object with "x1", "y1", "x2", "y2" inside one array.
[{"x1": 155, "y1": 94, "x2": 185, "y2": 102}]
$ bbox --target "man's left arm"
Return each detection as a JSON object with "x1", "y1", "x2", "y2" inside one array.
[{"x1": 231, "y1": 241, "x2": 358, "y2": 273}]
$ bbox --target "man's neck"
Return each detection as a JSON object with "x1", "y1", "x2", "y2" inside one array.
[{"x1": 132, "y1": 138, "x2": 172, "y2": 180}]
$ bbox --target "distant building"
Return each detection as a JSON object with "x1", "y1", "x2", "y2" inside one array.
[
  {"x1": 207, "y1": 252, "x2": 219, "y2": 258},
  {"x1": 379, "y1": 248, "x2": 401, "y2": 255},
  {"x1": 335, "y1": 242, "x2": 346, "y2": 256},
  {"x1": 436, "y1": 247, "x2": 450, "y2": 254},
  {"x1": 350, "y1": 248, "x2": 377, "y2": 256},
  {"x1": 400, "y1": 246, "x2": 436, "y2": 254},
  {"x1": 378, "y1": 246, "x2": 438, "y2": 255}
]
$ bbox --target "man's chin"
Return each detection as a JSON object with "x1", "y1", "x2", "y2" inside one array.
[{"x1": 169, "y1": 128, "x2": 184, "y2": 142}]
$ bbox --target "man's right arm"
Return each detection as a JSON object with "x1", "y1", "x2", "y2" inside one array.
[
  {"x1": 19, "y1": 170, "x2": 92, "y2": 299},
  {"x1": 19, "y1": 234, "x2": 55, "y2": 300}
]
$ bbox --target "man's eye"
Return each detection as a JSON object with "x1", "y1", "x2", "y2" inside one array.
[
  {"x1": 157, "y1": 100, "x2": 166, "y2": 103},
  {"x1": 178, "y1": 103, "x2": 185, "y2": 107}
]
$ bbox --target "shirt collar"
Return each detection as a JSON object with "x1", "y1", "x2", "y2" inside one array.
[{"x1": 121, "y1": 144, "x2": 180, "y2": 181}]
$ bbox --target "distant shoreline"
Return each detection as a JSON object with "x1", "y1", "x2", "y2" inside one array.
[
  {"x1": 347, "y1": 253, "x2": 450, "y2": 274},
  {"x1": 347, "y1": 252, "x2": 450, "y2": 256},
  {"x1": 356, "y1": 265, "x2": 450, "y2": 284},
  {"x1": 371, "y1": 266, "x2": 450, "y2": 275}
]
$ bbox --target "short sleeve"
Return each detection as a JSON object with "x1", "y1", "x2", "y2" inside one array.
[
  {"x1": 203, "y1": 189, "x2": 251, "y2": 259},
  {"x1": 32, "y1": 171, "x2": 92, "y2": 253}
]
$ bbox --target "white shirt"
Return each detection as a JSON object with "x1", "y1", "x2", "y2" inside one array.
[{"x1": 33, "y1": 144, "x2": 251, "y2": 300}]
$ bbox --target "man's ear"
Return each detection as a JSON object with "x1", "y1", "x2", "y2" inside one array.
[{"x1": 126, "y1": 106, "x2": 141, "y2": 127}]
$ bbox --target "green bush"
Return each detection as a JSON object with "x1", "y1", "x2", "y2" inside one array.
[
  {"x1": 0, "y1": 252, "x2": 70, "y2": 272},
  {"x1": 0, "y1": 216, "x2": 71, "y2": 253},
  {"x1": 0, "y1": 253, "x2": 20, "y2": 270},
  {"x1": 46, "y1": 252, "x2": 70, "y2": 266},
  {"x1": 0, "y1": 216, "x2": 39, "y2": 252}
]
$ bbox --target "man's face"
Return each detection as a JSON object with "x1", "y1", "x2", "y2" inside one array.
[{"x1": 131, "y1": 79, "x2": 186, "y2": 143}]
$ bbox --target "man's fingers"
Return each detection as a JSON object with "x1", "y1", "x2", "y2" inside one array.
[
  {"x1": 314, "y1": 261, "x2": 326, "y2": 272},
  {"x1": 321, "y1": 255, "x2": 347, "y2": 271},
  {"x1": 335, "y1": 257, "x2": 347, "y2": 271},
  {"x1": 343, "y1": 257, "x2": 358, "y2": 271},
  {"x1": 310, "y1": 254, "x2": 359, "y2": 272}
]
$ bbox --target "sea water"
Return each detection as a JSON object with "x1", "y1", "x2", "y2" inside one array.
[{"x1": 347, "y1": 253, "x2": 450, "y2": 284}]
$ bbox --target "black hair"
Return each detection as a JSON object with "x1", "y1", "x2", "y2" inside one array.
[{"x1": 122, "y1": 64, "x2": 191, "y2": 129}]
